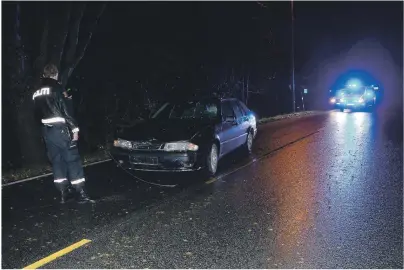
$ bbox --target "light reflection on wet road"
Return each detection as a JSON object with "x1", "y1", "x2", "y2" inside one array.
[{"x1": 2, "y1": 110, "x2": 402, "y2": 269}]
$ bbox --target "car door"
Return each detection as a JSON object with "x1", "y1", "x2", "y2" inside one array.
[
  {"x1": 218, "y1": 100, "x2": 238, "y2": 156},
  {"x1": 230, "y1": 100, "x2": 249, "y2": 148}
]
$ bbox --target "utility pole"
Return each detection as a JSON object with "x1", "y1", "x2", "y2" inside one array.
[{"x1": 291, "y1": 0, "x2": 296, "y2": 112}]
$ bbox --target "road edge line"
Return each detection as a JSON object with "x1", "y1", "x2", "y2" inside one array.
[
  {"x1": 23, "y1": 239, "x2": 91, "y2": 269},
  {"x1": 216, "y1": 129, "x2": 323, "y2": 181}
]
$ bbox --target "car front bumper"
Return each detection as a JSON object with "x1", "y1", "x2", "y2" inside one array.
[
  {"x1": 335, "y1": 102, "x2": 373, "y2": 108},
  {"x1": 110, "y1": 147, "x2": 203, "y2": 172}
]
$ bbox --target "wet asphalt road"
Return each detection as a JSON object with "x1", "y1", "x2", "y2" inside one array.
[{"x1": 2, "y1": 110, "x2": 403, "y2": 269}]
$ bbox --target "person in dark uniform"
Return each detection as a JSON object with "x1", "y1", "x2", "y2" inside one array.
[{"x1": 33, "y1": 63, "x2": 93, "y2": 204}]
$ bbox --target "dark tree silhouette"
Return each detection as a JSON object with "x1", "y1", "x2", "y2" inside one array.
[{"x1": 5, "y1": 2, "x2": 106, "y2": 166}]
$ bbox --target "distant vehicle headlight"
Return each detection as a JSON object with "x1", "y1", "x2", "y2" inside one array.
[
  {"x1": 359, "y1": 97, "x2": 364, "y2": 103},
  {"x1": 114, "y1": 138, "x2": 132, "y2": 149},
  {"x1": 164, "y1": 141, "x2": 199, "y2": 152},
  {"x1": 330, "y1": 98, "x2": 336, "y2": 103}
]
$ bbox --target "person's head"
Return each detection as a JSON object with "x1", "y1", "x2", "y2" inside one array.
[{"x1": 43, "y1": 63, "x2": 58, "y2": 80}]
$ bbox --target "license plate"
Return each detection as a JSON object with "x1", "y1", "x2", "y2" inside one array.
[{"x1": 130, "y1": 156, "x2": 158, "y2": 165}]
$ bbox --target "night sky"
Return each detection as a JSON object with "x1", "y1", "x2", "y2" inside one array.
[
  {"x1": 296, "y1": 1, "x2": 402, "y2": 65},
  {"x1": 76, "y1": 1, "x2": 403, "y2": 79},
  {"x1": 6, "y1": 1, "x2": 402, "y2": 93}
]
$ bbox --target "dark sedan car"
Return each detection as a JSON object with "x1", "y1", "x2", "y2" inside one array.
[{"x1": 111, "y1": 97, "x2": 257, "y2": 176}]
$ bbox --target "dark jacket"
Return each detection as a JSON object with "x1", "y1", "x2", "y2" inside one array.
[{"x1": 33, "y1": 78, "x2": 79, "y2": 133}]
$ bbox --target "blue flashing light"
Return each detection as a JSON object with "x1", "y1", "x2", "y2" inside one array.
[{"x1": 346, "y1": 78, "x2": 362, "y2": 89}]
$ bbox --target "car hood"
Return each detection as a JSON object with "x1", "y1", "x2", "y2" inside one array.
[
  {"x1": 342, "y1": 94, "x2": 363, "y2": 98},
  {"x1": 118, "y1": 118, "x2": 215, "y2": 142}
]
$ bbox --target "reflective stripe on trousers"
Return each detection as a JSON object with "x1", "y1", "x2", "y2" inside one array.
[
  {"x1": 42, "y1": 117, "x2": 66, "y2": 124},
  {"x1": 71, "y1": 178, "x2": 85, "y2": 185},
  {"x1": 54, "y1": 178, "x2": 67, "y2": 183}
]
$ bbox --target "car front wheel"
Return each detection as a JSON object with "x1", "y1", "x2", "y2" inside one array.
[{"x1": 243, "y1": 131, "x2": 253, "y2": 155}]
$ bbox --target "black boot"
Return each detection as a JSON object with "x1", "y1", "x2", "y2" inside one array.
[
  {"x1": 67, "y1": 185, "x2": 75, "y2": 195},
  {"x1": 77, "y1": 189, "x2": 95, "y2": 204},
  {"x1": 60, "y1": 189, "x2": 74, "y2": 204}
]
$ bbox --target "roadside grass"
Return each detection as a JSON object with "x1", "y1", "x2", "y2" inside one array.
[
  {"x1": 2, "y1": 151, "x2": 110, "y2": 185},
  {"x1": 2, "y1": 110, "x2": 323, "y2": 184},
  {"x1": 257, "y1": 110, "x2": 322, "y2": 124}
]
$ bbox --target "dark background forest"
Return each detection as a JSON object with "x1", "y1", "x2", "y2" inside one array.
[{"x1": 2, "y1": 1, "x2": 403, "y2": 173}]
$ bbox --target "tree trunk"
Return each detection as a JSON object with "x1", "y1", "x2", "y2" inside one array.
[
  {"x1": 49, "y1": 2, "x2": 71, "y2": 71},
  {"x1": 15, "y1": 93, "x2": 48, "y2": 167},
  {"x1": 60, "y1": 3, "x2": 86, "y2": 88},
  {"x1": 60, "y1": 3, "x2": 106, "y2": 88},
  {"x1": 9, "y1": 3, "x2": 48, "y2": 167}
]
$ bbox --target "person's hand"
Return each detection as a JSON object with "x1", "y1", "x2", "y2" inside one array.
[{"x1": 72, "y1": 132, "x2": 79, "y2": 141}]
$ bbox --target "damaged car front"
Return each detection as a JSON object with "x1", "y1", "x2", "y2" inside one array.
[{"x1": 110, "y1": 98, "x2": 220, "y2": 172}]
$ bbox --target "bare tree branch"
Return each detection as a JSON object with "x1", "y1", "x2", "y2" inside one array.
[
  {"x1": 61, "y1": 3, "x2": 106, "y2": 88},
  {"x1": 33, "y1": 19, "x2": 49, "y2": 84},
  {"x1": 73, "y1": 3, "x2": 106, "y2": 68},
  {"x1": 51, "y1": 3, "x2": 71, "y2": 70},
  {"x1": 60, "y1": 2, "x2": 86, "y2": 87},
  {"x1": 66, "y1": 3, "x2": 86, "y2": 64}
]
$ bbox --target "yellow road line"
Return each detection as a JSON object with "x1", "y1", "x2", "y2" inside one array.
[
  {"x1": 23, "y1": 239, "x2": 91, "y2": 269},
  {"x1": 205, "y1": 178, "x2": 217, "y2": 184}
]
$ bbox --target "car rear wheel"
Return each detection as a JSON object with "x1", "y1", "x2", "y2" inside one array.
[{"x1": 204, "y1": 143, "x2": 219, "y2": 177}]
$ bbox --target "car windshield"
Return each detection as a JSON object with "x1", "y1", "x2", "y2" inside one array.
[
  {"x1": 151, "y1": 100, "x2": 218, "y2": 120},
  {"x1": 340, "y1": 87, "x2": 365, "y2": 96}
]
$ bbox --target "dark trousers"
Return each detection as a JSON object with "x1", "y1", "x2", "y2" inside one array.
[{"x1": 43, "y1": 125, "x2": 86, "y2": 192}]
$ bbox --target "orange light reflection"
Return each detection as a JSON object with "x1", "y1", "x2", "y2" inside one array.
[{"x1": 270, "y1": 138, "x2": 317, "y2": 264}]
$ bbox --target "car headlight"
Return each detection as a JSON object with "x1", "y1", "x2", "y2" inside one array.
[
  {"x1": 163, "y1": 141, "x2": 199, "y2": 152},
  {"x1": 330, "y1": 98, "x2": 336, "y2": 103},
  {"x1": 359, "y1": 97, "x2": 364, "y2": 103},
  {"x1": 249, "y1": 114, "x2": 256, "y2": 126},
  {"x1": 114, "y1": 138, "x2": 132, "y2": 149}
]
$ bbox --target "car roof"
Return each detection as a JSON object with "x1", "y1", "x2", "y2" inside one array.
[
  {"x1": 166, "y1": 96, "x2": 242, "y2": 103},
  {"x1": 163, "y1": 96, "x2": 219, "y2": 104},
  {"x1": 220, "y1": 97, "x2": 239, "y2": 102}
]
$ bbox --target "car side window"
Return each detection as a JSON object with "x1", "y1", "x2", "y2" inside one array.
[
  {"x1": 231, "y1": 100, "x2": 244, "y2": 119},
  {"x1": 238, "y1": 101, "x2": 250, "y2": 115},
  {"x1": 221, "y1": 101, "x2": 235, "y2": 120}
]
